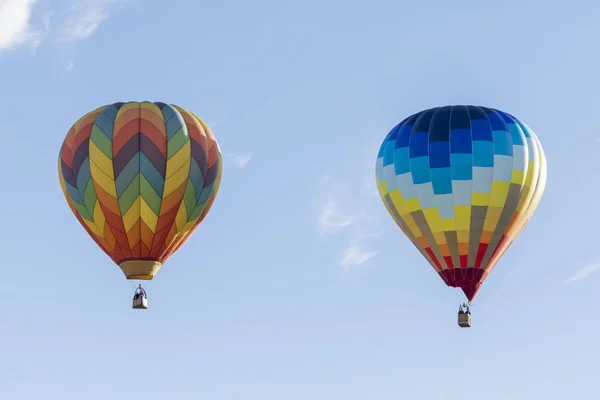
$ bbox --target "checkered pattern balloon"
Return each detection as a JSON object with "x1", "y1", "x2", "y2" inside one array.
[{"x1": 376, "y1": 106, "x2": 546, "y2": 301}]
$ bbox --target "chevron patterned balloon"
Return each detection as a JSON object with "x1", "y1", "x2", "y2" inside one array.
[
  {"x1": 376, "y1": 106, "x2": 547, "y2": 301},
  {"x1": 58, "y1": 101, "x2": 222, "y2": 280}
]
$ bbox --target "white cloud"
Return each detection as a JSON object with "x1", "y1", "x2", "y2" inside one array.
[
  {"x1": 57, "y1": 0, "x2": 133, "y2": 42},
  {"x1": 0, "y1": 0, "x2": 132, "y2": 57},
  {"x1": 58, "y1": 3, "x2": 108, "y2": 41},
  {"x1": 564, "y1": 262, "x2": 600, "y2": 284},
  {"x1": 66, "y1": 59, "x2": 73, "y2": 71},
  {"x1": 0, "y1": 0, "x2": 39, "y2": 51},
  {"x1": 318, "y1": 198, "x2": 355, "y2": 234},
  {"x1": 338, "y1": 244, "x2": 378, "y2": 270},
  {"x1": 28, "y1": 11, "x2": 52, "y2": 51},
  {"x1": 230, "y1": 154, "x2": 252, "y2": 168},
  {"x1": 316, "y1": 171, "x2": 382, "y2": 271}
]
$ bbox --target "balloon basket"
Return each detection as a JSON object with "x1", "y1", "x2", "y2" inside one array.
[
  {"x1": 132, "y1": 285, "x2": 148, "y2": 310},
  {"x1": 133, "y1": 296, "x2": 148, "y2": 309},
  {"x1": 458, "y1": 312, "x2": 471, "y2": 328}
]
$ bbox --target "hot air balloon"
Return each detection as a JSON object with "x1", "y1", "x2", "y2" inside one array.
[
  {"x1": 58, "y1": 101, "x2": 222, "y2": 309},
  {"x1": 375, "y1": 106, "x2": 546, "y2": 327}
]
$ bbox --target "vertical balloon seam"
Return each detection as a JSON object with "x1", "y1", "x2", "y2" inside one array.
[
  {"x1": 485, "y1": 111, "x2": 525, "y2": 275},
  {"x1": 392, "y1": 114, "x2": 431, "y2": 268},
  {"x1": 138, "y1": 101, "x2": 166, "y2": 260},
  {"x1": 485, "y1": 116, "x2": 544, "y2": 272},
  {"x1": 467, "y1": 106, "x2": 485, "y2": 289},
  {"x1": 161, "y1": 106, "x2": 203, "y2": 261},
  {"x1": 531, "y1": 132, "x2": 547, "y2": 213},
  {"x1": 160, "y1": 105, "x2": 221, "y2": 262},
  {"x1": 196, "y1": 112, "x2": 224, "y2": 220},
  {"x1": 434, "y1": 106, "x2": 455, "y2": 279},
  {"x1": 480, "y1": 108, "x2": 511, "y2": 280},
  {"x1": 185, "y1": 111, "x2": 222, "y2": 249},
  {"x1": 453, "y1": 106, "x2": 472, "y2": 284},
  {"x1": 459, "y1": 106, "x2": 475, "y2": 285},
  {"x1": 472, "y1": 107, "x2": 493, "y2": 287},
  {"x1": 150, "y1": 103, "x2": 178, "y2": 262},
  {"x1": 502, "y1": 113, "x2": 535, "y2": 267},
  {"x1": 87, "y1": 105, "x2": 110, "y2": 260},
  {"x1": 59, "y1": 140, "x2": 102, "y2": 252},
  {"x1": 472, "y1": 108, "x2": 519, "y2": 297},
  {"x1": 383, "y1": 115, "x2": 437, "y2": 273},
  {"x1": 449, "y1": 106, "x2": 474, "y2": 289},
  {"x1": 477, "y1": 109, "x2": 526, "y2": 291},
  {"x1": 415, "y1": 109, "x2": 444, "y2": 274},
  {"x1": 404, "y1": 113, "x2": 428, "y2": 264},
  {"x1": 96, "y1": 103, "x2": 125, "y2": 262},
  {"x1": 430, "y1": 107, "x2": 452, "y2": 275},
  {"x1": 392, "y1": 117, "x2": 434, "y2": 269},
  {"x1": 175, "y1": 107, "x2": 208, "y2": 258},
  {"x1": 138, "y1": 101, "x2": 165, "y2": 260},
  {"x1": 389, "y1": 122, "x2": 421, "y2": 249},
  {"x1": 114, "y1": 102, "x2": 140, "y2": 261},
  {"x1": 520, "y1": 120, "x2": 547, "y2": 219},
  {"x1": 410, "y1": 111, "x2": 439, "y2": 272},
  {"x1": 437, "y1": 107, "x2": 457, "y2": 278},
  {"x1": 507, "y1": 118, "x2": 540, "y2": 242},
  {"x1": 61, "y1": 107, "x2": 115, "y2": 259},
  {"x1": 89, "y1": 105, "x2": 114, "y2": 259},
  {"x1": 410, "y1": 110, "x2": 443, "y2": 274},
  {"x1": 469, "y1": 105, "x2": 492, "y2": 280},
  {"x1": 166, "y1": 110, "x2": 223, "y2": 258},
  {"x1": 376, "y1": 126, "x2": 415, "y2": 251},
  {"x1": 157, "y1": 104, "x2": 192, "y2": 263},
  {"x1": 137, "y1": 103, "x2": 142, "y2": 259},
  {"x1": 447, "y1": 106, "x2": 472, "y2": 295},
  {"x1": 93, "y1": 103, "x2": 127, "y2": 263},
  {"x1": 511, "y1": 122, "x2": 546, "y2": 241}
]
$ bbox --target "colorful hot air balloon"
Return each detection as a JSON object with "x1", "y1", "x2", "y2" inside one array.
[
  {"x1": 375, "y1": 106, "x2": 546, "y2": 325},
  {"x1": 58, "y1": 101, "x2": 222, "y2": 308}
]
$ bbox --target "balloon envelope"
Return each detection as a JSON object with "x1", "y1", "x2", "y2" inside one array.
[
  {"x1": 375, "y1": 105, "x2": 546, "y2": 301},
  {"x1": 58, "y1": 101, "x2": 222, "y2": 280}
]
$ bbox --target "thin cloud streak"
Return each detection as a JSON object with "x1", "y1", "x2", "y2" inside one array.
[
  {"x1": 318, "y1": 198, "x2": 355, "y2": 235},
  {"x1": 565, "y1": 262, "x2": 600, "y2": 284},
  {"x1": 338, "y1": 244, "x2": 378, "y2": 270},
  {"x1": 316, "y1": 171, "x2": 382, "y2": 271},
  {"x1": 230, "y1": 154, "x2": 252, "y2": 168}
]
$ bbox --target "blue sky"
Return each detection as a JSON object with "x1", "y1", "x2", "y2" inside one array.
[{"x1": 0, "y1": 0, "x2": 599, "y2": 398}]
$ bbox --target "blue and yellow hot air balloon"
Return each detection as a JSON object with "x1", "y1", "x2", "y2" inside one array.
[{"x1": 375, "y1": 105, "x2": 547, "y2": 327}]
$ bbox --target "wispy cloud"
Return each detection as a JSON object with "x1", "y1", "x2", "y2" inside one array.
[
  {"x1": 0, "y1": 0, "x2": 42, "y2": 51},
  {"x1": 229, "y1": 154, "x2": 252, "y2": 168},
  {"x1": 316, "y1": 171, "x2": 381, "y2": 270},
  {"x1": 0, "y1": 0, "x2": 132, "y2": 57},
  {"x1": 318, "y1": 197, "x2": 354, "y2": 234},
  {"x1": 338, "y1": 244, "x2": 378, "y2": 270},
  {"x1": 57, "y1": 0, "x2": 117, "y2": 41},
  {"x1": 565, "y1": 262, "x2": 600, "y2": 284},
  {"x1": 65, "y1": 59, "x2": 74, "y2": 71}
]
